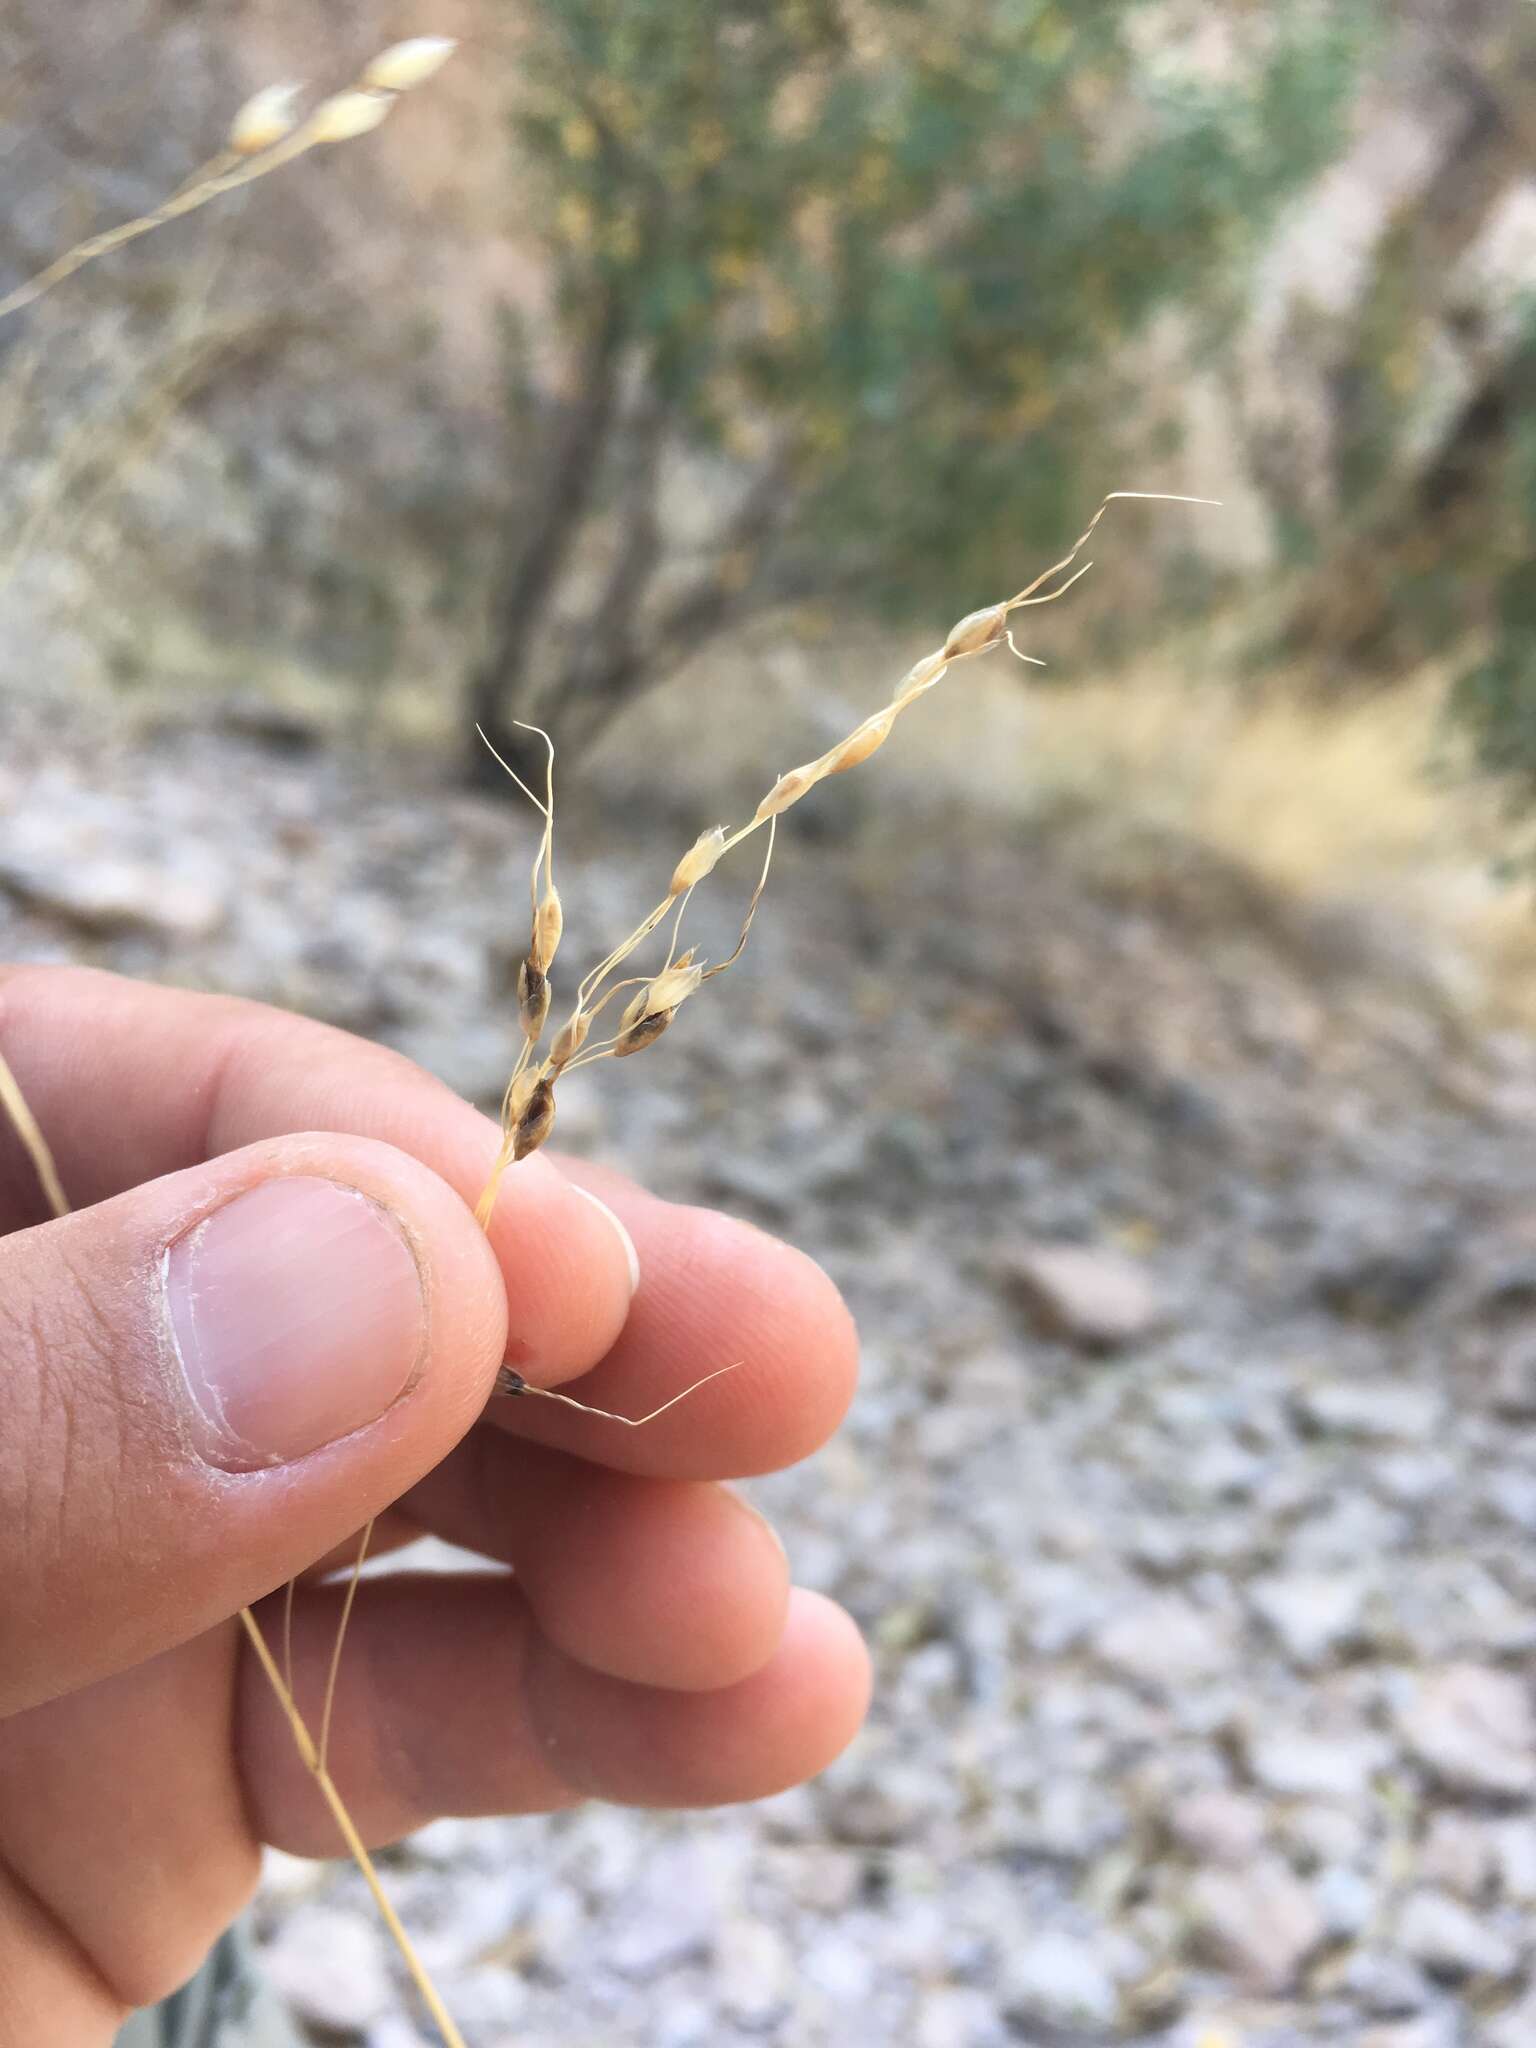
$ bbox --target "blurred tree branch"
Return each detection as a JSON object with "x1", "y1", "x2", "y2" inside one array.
[{"x1": 466, "y1": 0, "x2": 1364, "y2": 775}]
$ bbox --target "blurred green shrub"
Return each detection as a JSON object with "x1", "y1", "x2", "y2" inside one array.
[
  {"x1": 1452, "y1": 306, "x2": 1536, "y2": 811},
  {"x1": 470, "y1": 0, "x2": 1364, "y2": 766}
]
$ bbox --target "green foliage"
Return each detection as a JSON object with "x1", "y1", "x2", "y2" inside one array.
[
  {"x1": 507, "y1": 0, "x2": 1361, "y2": 623},
  {"x1": 1452, "y1": 309, "x2": 1536, "y2": 806}
]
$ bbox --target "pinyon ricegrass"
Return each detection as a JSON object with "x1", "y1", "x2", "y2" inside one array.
[{"x1": 0, "y1": 40, "x2": 1213, "y2": 2044}]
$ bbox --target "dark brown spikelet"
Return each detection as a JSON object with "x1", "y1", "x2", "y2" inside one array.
[
  {"x1": 512, "y1": 1076, "x2": 556, "y2": 1158},
  {"x1": 614, "y1": 1009, "x2": 674, "y2": 1058},
  {"x1": 517, "y1": 956, "x2": 550, "y2": 1041}
]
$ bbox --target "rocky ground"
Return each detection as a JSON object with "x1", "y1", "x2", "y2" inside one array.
[{"x1": 7, "y1": 694, "x2": 1536, "y2": 2048}]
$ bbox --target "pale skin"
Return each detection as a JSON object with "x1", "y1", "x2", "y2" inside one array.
[{"x1": 0, "y1": 966, "x2": 870, "y2": 2042}]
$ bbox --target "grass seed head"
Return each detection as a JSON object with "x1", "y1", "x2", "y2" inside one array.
[
  {"x1": 894, "y1": 649, "x2": 948, "y2": 703},
  {"x1": 614, "y1": 1009, "x2": 674, "y2": 1057},
  {"x1": 549, "y1": 1008, "x2": 591, "y2": 1071},
  {"x1": 533, "y1": 883, "x2": 564, "y2": 973},
  {"x1": 943, "y1": 604, "x2": 1007, "y2": 660},
  {"x1": 228, "y1": 83, "x2": 303, "y2": 155},
  {"x1": 310, "y1": 89, "x2": 395, "y2": 144},
  {"x1": 670, "y1": 825, "x2": 728, "y2": 896},
  {"x1": 822, "y1": 708, "x2": 896, "y2": 776},
  {"x1": 512, "y1": 1075, "x2": 556, "y2": 1159},
  {"x1": 643, "y1": 957, "x2": 704, "y2": 1013},
  {"x1": 517, "y1": 957, "x2": 550, "y2": 1041},
  {"x1": 362, "y1": 36, "x2": 459, "y2": 92},
  {"x1": 754, "y1": 765, "x2": 816, "y2": 824}
]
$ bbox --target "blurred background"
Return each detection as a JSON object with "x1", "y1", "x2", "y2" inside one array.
[{"x1": 5, "y1": 2, "x2": 1536, "y2": 2044}]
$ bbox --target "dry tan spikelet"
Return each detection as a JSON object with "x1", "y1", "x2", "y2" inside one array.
[
  {"x1": 549, "y1": 1008, "x2": 592, "y2": 1072},
  {"x1": 943, "y1": 604, "x2": 1007, "y2": 659},
  {"x1": 754, "y1": 765, "x2": 816, "y2": 824},
  {"x1": 614, "y1": 958, "x2": 703, "y2": 1056},
  {"x1": 227, "y1": 83, "x2": 303, "y2": 156},
  {"x1": 362, "y1": 37, "x2": 459, "y2": 92},
  {"x1": 893, "y1": 649, "x2": 948, "y2": 704},
  {"x1": 821, "y1": 708, "x2": 896, "y2": 776},
  {"x1": 310, "y1": 89, "x2": 395, "y2": 144},
  {"x1": 633, "y1": 957, "x2": 704, "y2": 1017},
  {"x1": 532, "y1": 884, "x2": 564, "y2": 973},
  {"x1": 670, "y1": 825, "x2": 728, "y2": 896}
]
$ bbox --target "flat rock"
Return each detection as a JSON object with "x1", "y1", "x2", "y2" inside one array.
[
  {"x1": 999, "y1": 1927, "x2": 1119, "y2": 2030},
  {"x1": 999, "y1": 1240, "x2": 1168, "y2": 1352},
  {"x1": 1165, "y1": 1787, "x2": 1269, "y2": 1866},
  {"x1": 1244, "y1": 1727, "x2": 1388, "y2": 1804},
  {"x1": 260, "y1": 1905, "x2": 394, "y2": 2031},
  {"x1": 1094, "y1": 1596, "x2": 1233, "y2": 1689},
  {"x1": 1398, "y1": 1664, "x2": 1536, "y2": 1799},
  {"x1": 714, "y1": 1916, "x2": 792, "y2": 2028},
  {"x1": 1184, "y1": 1858, "x2": 1325, "y2": 1993},
  {"x1": 1294, "y1": 1379, "x2": 1444, "y2": 1444},
  {"x1": 1416, "y1": 1812, "x2": 1496, "y2": 1900},
  {"x1": 1313, "y1": 1862, "x2": 1376, "y2": 1938},
  {"x1": 1250, "y1": 1569, "x2": 1370, "y2": 1666},
  {"x1": 0, "y1": 851, "x2": 228, "y2": 940},
  {"x1": 1396, "y1": 1887, "x2": 1518, "y2": 1979}
]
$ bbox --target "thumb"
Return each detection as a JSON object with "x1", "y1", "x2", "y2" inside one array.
[{"x1": 0, "y1": 1133, "x2": 507, "y2": 1715}]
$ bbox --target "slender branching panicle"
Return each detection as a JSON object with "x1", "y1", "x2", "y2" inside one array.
[
  {"x1": 0, "y1": 36, "x2": 459, "y2": 323},
  {"x1": 470, "y1": 491, "x2": 1219, "y2": 1241}
]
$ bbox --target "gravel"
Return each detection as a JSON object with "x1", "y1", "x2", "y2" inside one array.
[{"x1": 8, "y1": 697, "x2": 1536, "y2": 2045}]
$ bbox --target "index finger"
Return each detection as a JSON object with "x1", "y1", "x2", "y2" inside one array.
[{"x1": 0, "y1": 964, "x2": 636, "y2": 1385}]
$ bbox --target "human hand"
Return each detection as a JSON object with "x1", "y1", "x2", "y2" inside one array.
[{"x1": 0, "y1": 966, "x2": 868, "y2": 2040}]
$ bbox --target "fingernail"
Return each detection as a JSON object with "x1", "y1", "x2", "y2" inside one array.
[
  {"x1": 164, "y1": 1177, "x2": 426, "y2": 1468},
  {"x1": 570, "y1": 1184, "x2": 641, "y2": 1297}
]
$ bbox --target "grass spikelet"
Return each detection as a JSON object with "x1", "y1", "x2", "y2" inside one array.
[
  {"x1": 0, "y1": 35, "x2": 457, "y2": 326},
  {"x1": 227, "y1": 84, "x2": 304, "y2": 158}
]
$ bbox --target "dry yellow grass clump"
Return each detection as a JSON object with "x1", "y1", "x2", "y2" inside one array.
[{"x1": 914, "y1": 646, "x2": 1534, "y2": 1020}]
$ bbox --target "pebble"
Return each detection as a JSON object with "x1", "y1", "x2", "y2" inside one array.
[
  {"x1": 1417, "y1": 1812, "x2": 1495, "y2": 1901},
  {"x1": 1184, "y1": 1859, "x2": 1325, "y2": 1992},
  {"x1": 1244, "y1": 1727, "x2": 1388, "y2": 1804},
  {"x1": 999, "y1": 1239, "x2": 1168, "y2": 1352},
  {"x1": 1249, "y1": 1569, "x2": 1369, "y2": 1666},
  {"x1": 0, "y1": 850, "x2": 229, "y2": 939},
  {"x1": 261, "y1": 1906, "x2": 395, "y2": 2032},
  {"x1": 1399, "y1": 1664, "x2": 1536, "y2": 1799},
  {"x1": 1294, "y1": 1378, "x2": 1445, "y2": 1443},
  {"x1": 999, "y1": 1927, "x2": 1120, "y2": 2030},
  {"x1": 1314, "y1": 1863, "x2": 1378, "y2": 1938},
  {"x1": 1165, "y1": 1787, "x2": 1269, "y2": 1866},
  {"x1": 714, "y1": 1918, "x2": 792, "y2": 2028},
  {"x1": 1396, "y1": 1887, "x2": 1519, "y2": 1979},
  {"x1": 1094, "y1": 1596, "x2": 1234, "y2": 1689}
]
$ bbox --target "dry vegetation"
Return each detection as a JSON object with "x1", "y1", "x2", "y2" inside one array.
[{"x1": 5, "y1": 25, "x2": 1534, "y2": 2048}]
